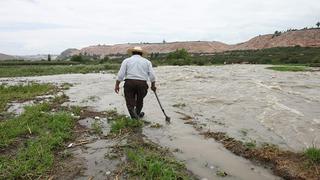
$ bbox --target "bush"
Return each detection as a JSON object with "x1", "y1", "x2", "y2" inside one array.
[
  {"x1": 70, "y1": 55, "x2": 86, "y2": 63},
  {"x1": 167, "y1": 49, "x2": 190, "y2": 60}
]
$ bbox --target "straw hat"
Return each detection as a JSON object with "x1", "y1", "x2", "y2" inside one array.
[{"x1": 127, "y1": 46, "x2": 147, "y2": 56}]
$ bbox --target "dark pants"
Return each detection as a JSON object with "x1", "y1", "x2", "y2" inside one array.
[{"x1": 124, "y1": 79, "x2": 148, "y2": 119}]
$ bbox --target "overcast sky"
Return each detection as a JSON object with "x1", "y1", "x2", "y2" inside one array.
[{"x1": 0, "y1": 0, "x2": 319, "y2": 55}]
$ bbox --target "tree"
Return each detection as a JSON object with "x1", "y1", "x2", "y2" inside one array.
[
  {"x1": 48, "y1": 54, "x2": 51, "y2": 61},
  {"x1": 317, "y1": 22, "x2": 320, "y2": 28},
  {"x1": 70, "y1": 54, "x2": 84, "y2": 63},
  {"x1": 167, "y1": 49, "x2": 190, "y2": 60}
]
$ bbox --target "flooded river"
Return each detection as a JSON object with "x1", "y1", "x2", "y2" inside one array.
[{"x1": 2, "y1": 64, "x2": 320, "y2": 179}]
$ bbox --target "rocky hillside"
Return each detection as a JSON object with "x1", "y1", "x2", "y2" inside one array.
[
  {"x1": 0, "y1": 53, "x2": 15, "y2": 61},
  {"x1": 231, "y1": 29, "x2": 320, "y2": 50},
  {"x1": 58, "y1": 41, "x2": 229, "y2": 59},
  {"x1": 57, "y1": 28, "x2": 320, "y2": 59}
]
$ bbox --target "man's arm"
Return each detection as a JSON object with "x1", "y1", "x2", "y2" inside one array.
[
  {"x1": 148, "y1": 62, "x2": 157, "y2": 92},
  {"x1": 115, "y1": 60, "x2": 127, "y2": 94}
]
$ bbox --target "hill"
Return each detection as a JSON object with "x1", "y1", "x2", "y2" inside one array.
[
  {"x1": 0, "y1": 53, "x2": 15, "y2": 61},
  {"x1": 231, "y1": 29, "x2": 320, "y2": 50}
]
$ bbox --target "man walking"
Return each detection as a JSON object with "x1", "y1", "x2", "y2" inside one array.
[{"x1": 114, "y1": 46, "x2": 157, "y2": 119}]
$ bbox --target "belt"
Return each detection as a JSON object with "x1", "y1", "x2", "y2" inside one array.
[{"x1": 125, "y1": 79, "x2": 147, "y2": 83}]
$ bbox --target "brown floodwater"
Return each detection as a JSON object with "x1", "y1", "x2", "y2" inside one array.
[{"x1": 2, "y1": 65, "x2": 320, "y2": 179}]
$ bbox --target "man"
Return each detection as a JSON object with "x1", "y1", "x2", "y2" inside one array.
[{"x1": 114, "y1": 46, "x2": 157, "y2": 119}]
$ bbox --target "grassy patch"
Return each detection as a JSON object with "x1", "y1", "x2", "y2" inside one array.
[
  {"x1": 0, "y1": 64, "x2": 119, "y2": 77},
  {"x1": 0, "y1": 83, "x2": 55, "y2": 113},
  {"x1": 106, "y1": 109, "x2": 144, "y2": 134},
  {"x1": 244, "y1": 141, "x2": 256, "y2": 149},
  {"x1": 91, "y1": 120, "x2": 102, "y2": 135},
  {"x1": 110, "y1": 115, "x2": 143, "y2": 134},
  {"x1": 266, "y1": 65, "x2": 308, "y2": 72},
  {"x1": 304, "y1": 147, "x2": 320, "y2": 163},
  {"x1": 126, "y1": 146, "x2": 190, "y2": 179},
  {"x1": 0, "y1": 103, "x2": 74, "y2": 179}
]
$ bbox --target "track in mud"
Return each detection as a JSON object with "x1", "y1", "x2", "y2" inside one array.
[{"x1": 1, "y1": 64, "x2": 320, "y2": 179}]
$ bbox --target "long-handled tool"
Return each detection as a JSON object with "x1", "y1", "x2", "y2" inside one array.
[{"x1": 154, "y1": 91, "x2": 171, "y2": 122}]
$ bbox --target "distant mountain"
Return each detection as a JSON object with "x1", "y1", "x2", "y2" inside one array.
[
  {"x1": 0, "y1": 53, "x2": 15, "y2": 61},
  {"x1": 58, "y1": 41, "x2": 229, "y2": 59},
  {"x1": 3, "y1": 29, "x2": 320, "y2": 60},
  {"x1": 18, "y1": 54, "x2": 58, "y2": 61},
  {"x1": 58, "y1": 29, "x2": 320, "y2": 59},
  {"x1": 231, "y1": 29, "x2": 320, "y2": 50},
  {"x1": 0, "y1": 54, "x2": 58, "y2": 61},
  {"x1": 58, "y1": 48, "x2": 80, "y2": 59}
]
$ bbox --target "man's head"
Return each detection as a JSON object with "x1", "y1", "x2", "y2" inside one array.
[
  {"x1": 132, "y1": 51, "x2": 143, "y2": 56},
  {"x1": 127, "y1": 46, "x2": 146, "y2": 56}
]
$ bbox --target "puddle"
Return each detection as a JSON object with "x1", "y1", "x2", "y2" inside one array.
[
  {"x1": 7, "y1": 101, "x2": 34, "y2": 115},
  {"x1": 2, "y1": 65, "x2": 320, "y2": 179},
  {"x1": 71, "y1": 118, "x2": 122, "y2": 179}
]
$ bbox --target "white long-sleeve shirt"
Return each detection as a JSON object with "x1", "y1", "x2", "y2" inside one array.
[{"x1": 117, "y1": 55, "x2": 156, "y2": 82}]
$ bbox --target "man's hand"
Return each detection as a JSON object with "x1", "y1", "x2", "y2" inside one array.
[
  {"x1": 151, "y1": 81, "x2": 156, "y2": 92},
  {"x1": 115, "y1": 80, "x2": 121, "y2": 94},
  {"x1": 114, "y1": 85, "x2": 120, "y2": 94},
  {"x1": 151, "y1": 86, "x2": 156, "y2": 92}
]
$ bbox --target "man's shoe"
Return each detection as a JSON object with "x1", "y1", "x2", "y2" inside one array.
[
  {"x1": 139, "y1": 112, "x2": 145, "y2": 118},
  {"x1": 129, "y1": 110, "x2": 139, "y2": 119}
]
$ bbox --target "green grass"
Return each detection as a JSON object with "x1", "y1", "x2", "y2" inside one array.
[
  {"x1": 0, "y1": 83, "x2": 55, "y2": 113},
  {"x1": 110, "y1": 115, "x2": 143, "y2": 134},
  {"x1": 244, "y1": 141, "x2": 256, "y2": 149},
  {"x1": 126, "y1": 147, "x2": 191, "y2": 179},
  {"x1": 92, "y1": 120, "x2": 102, "y2": 135},
  {"x1": 0, "y1": 64, "x2": 120, "y2": 77},
  {"x1": 0, "y1": 103, "x2": 74, "y2": 179},
  {"x1": 304, "y1": 147, "x2": 320, "y2": 163},
  {"x1": 266, "y1": 65, "x2": 308, "y2": 72}
]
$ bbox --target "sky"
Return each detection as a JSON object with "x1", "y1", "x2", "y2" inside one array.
[{"x1": 0, "y1": 0, "x2": 319, "y2": 55}]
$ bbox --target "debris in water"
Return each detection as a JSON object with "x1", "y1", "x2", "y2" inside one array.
[
  {"x1": 67, "y1": 143, "x2": 73, "y2": 148},
  {"x1": 216, "y1": 170, "x2": 228, "y2": 177},
  {"x1": 150, "y1": 123, "x2": 163, "y2": 128}
]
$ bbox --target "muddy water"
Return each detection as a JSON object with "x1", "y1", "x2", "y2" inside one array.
[{"x1": 2, "y1": 65, "x2": 320, "y2": 179}]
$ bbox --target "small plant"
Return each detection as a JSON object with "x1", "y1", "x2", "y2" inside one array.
[
  {"x1": 244, "y1": 141, "x2": 256, "y2": 149},
  {"x1": 70, "y1": 106, "x2": 82, "y2": 116},
  {"x1": 172, "y1": 103, "x2": 186, "y2": 108},
  {"x1": 239, "y1": 129, "x2": 248, "y2": 136},
  {"x1": 150, "y1": 123, "x2": 163, "y2": 128},
  {"x1": 91, "y1": 120, "x2": 102, "y2": 135},
  {"x1": 110, "y1": 116, "x2": 143, "y2": 134},
  {"x1": 304, "y1": 147, "x2": 320, "y2": 163},
  {"x1": 216, "y1": 170, "x2": 228, "y2": 177}
]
